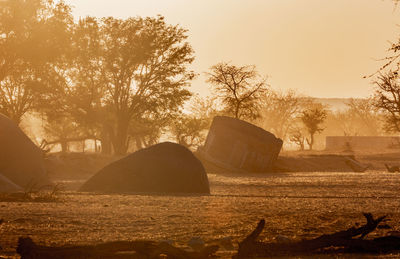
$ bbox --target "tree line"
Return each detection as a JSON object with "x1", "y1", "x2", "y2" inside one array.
[{"x1": 1, "y1": 0, "x2": 400, "y2": 154}]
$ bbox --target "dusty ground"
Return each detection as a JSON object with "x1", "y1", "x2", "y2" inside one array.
[{"x1": 0, "y1": 168, "x2": 400, "y2": 258}]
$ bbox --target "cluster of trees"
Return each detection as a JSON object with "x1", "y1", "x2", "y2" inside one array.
[
  {"x1": 2, "y1": 0, "x2": 400, "y2": 155},
  {"x1": 0, "y1": 1, "x2": 272, "y2": 154},
  {"x1": 1, "y1": 0, "x2": 196, "y2": 154},
  {"x1": 260, "y1": 94, "x2": 387, "y2": 151}
]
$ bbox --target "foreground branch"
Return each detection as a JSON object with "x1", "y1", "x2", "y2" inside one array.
[
  {"x1": 17, "y1": 237, "x2": 218, "y2": 259},
  {"x1": 235, "y1": 213, "x2": 400, "y2": 258}
]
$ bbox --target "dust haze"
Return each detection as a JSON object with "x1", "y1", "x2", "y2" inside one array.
[{"x1": 1, "y1": 0, "x2": 400, "y2": 258}]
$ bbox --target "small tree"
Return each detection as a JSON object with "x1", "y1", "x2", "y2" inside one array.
[
  {"x1": 373, "y1": 71, "x2": 400, "y2": 133},
  {"x1": 261, "y1": 89, "x2": 302, "y2": 140},
  {"x1": 206, "y1": 62, "x2": 267, "y2": 121},
  {"x1": 169, "y1": 95, "x2": 220, "y2": 150},
  {"x1": 128, "y1": 116, "x2": 166, "y2": 150},
  {"x1": 289, "y1": 127, "x2": 305, "y2": 151},
  {"x1": 42, "y1": 114, "x2": 83, "y2": 153},
  {"x1": 329, "y1": 110, "x2": 359, "y2": 136},
  {"x1": 170, "y1": 115, "x2": 209, "y2": 150},
  {"x1": 300, "y1": 107, "x2": 327, "y2": 150},
  {"x1": 346, "y1": 98, "x2": 381, "y2": 136}
]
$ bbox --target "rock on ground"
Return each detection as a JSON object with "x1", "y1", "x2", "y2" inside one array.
[{"x1": 80, "y1": 142, "x2": 210, "y2": 194}]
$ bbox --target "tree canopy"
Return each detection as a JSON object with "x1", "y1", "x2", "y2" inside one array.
[
  {"x1": 0, "y1": 0, "x2": 73, "y2": 124},
  {"x1": 0, "y1": 1, "x2": 196, "y2": 154},
  {"x1": 206, "y1": 62, "x2": 267, "y2": 121}
]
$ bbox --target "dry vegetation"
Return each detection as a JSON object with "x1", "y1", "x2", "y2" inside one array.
[{"x1": 0, "y1": 183, "x2": 63, "y2": 203}]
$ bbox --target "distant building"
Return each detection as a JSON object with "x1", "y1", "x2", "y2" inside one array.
[
  {"x1": 198, "y1": 116, "x2": 283, "y2": 173},
  {"x1": 325, "y1": 136, "x2": 400, "y2": 151}
]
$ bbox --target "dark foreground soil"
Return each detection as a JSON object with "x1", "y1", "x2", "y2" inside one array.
[{"x1": 0, "y1": 169, "x2": 400, "y2": 258}]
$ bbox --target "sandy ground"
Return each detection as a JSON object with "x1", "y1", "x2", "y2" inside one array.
[{"x1": 0, "y1": 169, "x2": 400, "y2": 258}]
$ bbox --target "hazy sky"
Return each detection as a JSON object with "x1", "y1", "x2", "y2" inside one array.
[{"x1": 65, "y1": 0, "x2": 400, "y2": 98}]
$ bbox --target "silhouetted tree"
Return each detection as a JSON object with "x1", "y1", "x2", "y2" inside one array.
[
  {"x1": 42, "y1": 114, "x2": 84, "y2": 153},
  {"x1": 261, "y1": 89, "x2": 302, "y2": 141},
  {"x1": 300, "y1": 106, "x2": 327, "y2": 150},
  {"x1": 206, "y1": 62, "x2": 267, "y2": 120},
  {"x1": 0, "y1": 0, "x2": 73, "y2": 124},
  {"x1": 170, "y1": 115, "x2": 209, "y2": 150},
  {"x1": 345, "y1": 98, "x2": 381, "y2": 135},
  {"x1": 289, "y1": 127, "x2": 306, "y2": 151},
  {"x1": 100, "y1": 16, "x2": 194, "y2": 155},
  {"x1": 373, "y1": 71, "x2": 400, "y2": 133},
  {"x1": 128, "y1": 116, "x2": 168, "y2": 150},
  {"x1": 65, "y1": 17, "x2": 110, "y2": 153},
  {"x1": 47, "y1": 15, "x2": 195, "y2": 155},
  {"x1": 329, "y1": 110, "x2": 359, "y2": 136}
]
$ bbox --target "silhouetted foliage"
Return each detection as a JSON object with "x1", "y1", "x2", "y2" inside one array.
[
  {"x1": 289, "y1": 127, "x2": 306, "y2": 151},
  {"x1": 300, "y1": 106, "x2": 327, "y2": 150},
  {"x1": 98, "y1": 16, "x2": 194, "y2": 154},
  {"x1": 373, "y1": 71, "x2": 400, "y2": 133},
  {"x1": 0, "y1": 0, "x2": 73, "y2": 124},
  {"x1": 169, "y1": 95, "x2": 220, "y2": 150},
  {"x1": 345, "y1": 98, "x2": 381, "y2": 135},
  {"x1": 261, "y1": 89, "x2": 302, "y2": 141},
  {"x1": 171, "y1": 115, "x2": 209, "y2": 150},
  {"x1": 128, "y1": 116, "x2": 168, "y2": 150},
  {"x1": 206, "y1": 62, "x2": 267, "y2": 120}
]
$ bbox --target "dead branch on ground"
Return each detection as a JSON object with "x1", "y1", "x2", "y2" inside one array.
[
  {"x1": 235, "y1": 213, "x2": 400, "y2": 258},
  {"x1": 17, "y1": 237, "x2": 219, "y2": 259}
]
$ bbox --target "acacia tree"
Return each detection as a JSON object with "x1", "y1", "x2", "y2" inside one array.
[
  {"x1": 0, "y1": 68, "x2": 37, "y2": 124},
  {"x1": 329, "y1": 110, "x2": 359, "y2": 136},
  {"x1": 169, "y1": 95, "x2": 220, "y2": 150},
  {"x1": 62, "y1": 17, "x2": 111, "y2": 153},
  {"x1": 373, "y1": 71, "x2": 400, "y2": 133},
  {"x1": 345, "y1": 98, "x2": 381, "y2": 135},
  {"x1": 0, "y1": 0, "x2": 73, "y2": 124},
  {"x1": 38, "y1": 15, "x2": 194, "y2": 155},
  {"x1": 289, "y1": 127, "x2": 306, "y2": 151},
  {"x1": 128, "y1": 116, "x2": 168, "y2": 150},
  {"x1": 206, "y1": 62, "x2": 267, "y2": 121},
  {"x1": 170, "y1": 114, "x2": 209, "y2": 150},
  {"x1": 101, "y1": 16, "x2": 194, "y2": 155},
  {"x1": 261, "y1": 89, "x2": 302, "y2": 140},
  {"x1": 300, "y1": 106, "x2": 327, "y2": 150}
]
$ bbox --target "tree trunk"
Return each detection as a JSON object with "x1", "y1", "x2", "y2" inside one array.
[
  {"x1": 112, "y1": 118, "x2": 129, "y2": 155},
  {"x1": 235, "y1": 103, "x2": 240, "y2": 119},
  {"x1": 100, "y1": 125, "x2": 112, "y2": 155},
  {"x1": 135, "y1": 136, "x2": 143, "y2": 151},
  {"x1": 101, "y1": 138, "x2": 112, "y2": 155},
  {"x1": 308, "y1": 134, "x2": 314, "y2": 150},
  {"x1": 60, "y1": 140, "x2": 68, "y2": 153}
]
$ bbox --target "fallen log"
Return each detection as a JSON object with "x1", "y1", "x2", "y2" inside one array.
[
  {"x1": 16, "y1": 237, "x2": 219, "y2": 259},
  {"x1": 385, "y1": 163, "x2": 400, "y2": 173},
  {"x1": 235, "y1": 213, "x2": 400, "y2": 258}
]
